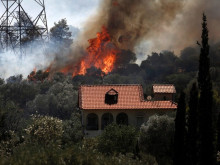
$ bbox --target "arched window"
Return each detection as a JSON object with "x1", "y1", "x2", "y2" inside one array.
[
  {"x1": 116, "y1": 113, "x2": 128, "y2": 125},
  {"x1": 86, "y1": 113, "x2": 98, "y2": 130},
  {"x1": 101, "y1": 113, "x2": 113, "y2": 130}
]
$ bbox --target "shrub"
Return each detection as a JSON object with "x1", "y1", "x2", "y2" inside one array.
[
  {"x1": 62, "y1": 112, "x2": 83, "y2": 144},
  {"x1": 97, "y1": 123, "x2": 137, "y2": 154},
  {"x1": 25, "y1": 115, "x2": 63, "y2": 145},
  {"x1": 139, "y1": 114, "x2": 175, "y2": 163}
]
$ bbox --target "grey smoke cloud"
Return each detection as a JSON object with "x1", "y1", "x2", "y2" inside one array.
[
  {"x1": 1, "y1": 0, "x2": 220, "y2": 78},
  {"x1": 141, "y1": 0, "x2": 220, "y2": 56}
]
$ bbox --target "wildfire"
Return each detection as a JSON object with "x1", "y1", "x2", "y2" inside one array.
[
  {"x1": 74, "y1": 26, "x2": 119, "y2": 76},
  {"x1": 28, "y1": 67, "x2": 50, "y2": 82},
  {"x1": 44, "y1": 26, "x2": 119, "y2": 77},
  {"x1": 28, "y1": 67, "x2": 37, "y2": 81}
]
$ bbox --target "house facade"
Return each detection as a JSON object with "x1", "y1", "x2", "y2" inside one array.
[{"x1": 79, "y1": 84, "x2": 177, "y2": 137}]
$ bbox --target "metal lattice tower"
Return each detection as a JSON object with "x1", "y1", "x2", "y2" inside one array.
[{"x1": 0, "y1": 0, "x2": 48, "y2": 55}]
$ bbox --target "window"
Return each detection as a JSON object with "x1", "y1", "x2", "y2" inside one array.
[
  {"x1": 116, "y1": 113, "x2": 128, "y2": 125},
  {"x1": 105, "y1": 89, "x2": 118, "y2": 105},
  {"x1": 163, "y1": 96, "x2": 167, "y2": 100},
  {"x1": 86, "y1": 113, "x2": 98, "y2": 130},
  {"x1": 136, "y1": 116, "x2": 144, "y2": 128},
  {"x1": 101, "y1": 113, "x2": 113, "y2": 130}
]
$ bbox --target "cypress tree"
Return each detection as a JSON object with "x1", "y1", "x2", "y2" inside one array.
[
  {"x1": 186, "y1": 83, "x2": 199, "y2": 165},
  {"x1": 198, "y1": 13, "x2": 215, "y2": 165},
  {"x1": 174, "y1": 92, "x2": 186, "y2": 165},
  {"x1": 217, "y1": 113, "x2": 220, "y2": 152}
]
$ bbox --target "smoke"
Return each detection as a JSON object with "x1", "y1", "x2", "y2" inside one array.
[
  {"x1": 50, "y1": 0, "x2": 185, "y2": 73},
  {"x1": 80, "y1": 0, "x2": 184, "y2": 50},
  {"x1": 72, "y1": 0, "x2": 220, "y2": 61},
  {"x1": 0, "y1": 43, "x2": 54, "y2": 79},
  {"x1": 137, "y1": 0, "x2": 220, "y2": 56},
  {"x1": 1, "y1": 0, "x2": 220, "y2": 78},
  {"x1": 30, "y1": 0, "x2": 220, "y2": 75}
]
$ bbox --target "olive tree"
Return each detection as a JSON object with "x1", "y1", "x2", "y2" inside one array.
[{"x1": 139, "y1": 115, "x2": 175, "y2": 163}]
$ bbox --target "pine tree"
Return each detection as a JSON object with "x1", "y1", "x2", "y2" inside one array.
[
  {"x1": 186, "y1": 83, "x2": 199, "y2": 165},
  {"x1": 198, "y1": 13, "x2": 216, "y2": 165},
  {"x1": 50, "y1": 18, "x2": 72, "y2": 47},
  {"x1": 174, "y1": 92, "x2": 186, "y2": 165}
]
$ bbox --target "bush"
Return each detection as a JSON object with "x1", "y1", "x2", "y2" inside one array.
[
  {"x1": 27, "y1": 81, "x2": 78, "y2": 119},
  {"x1": 1, "y1": 141, "x2": 158, "y2": 165},
  {"x1": 0, "y1": 142, "x2": 66, "y2": 165},
  {"x1": 97, "y1": 123, "x2": 138, "y2": 154},
  {"x1": 139, "y1": 114, "x2": 175, "y2": 164},
  {"x1": 25, "y1": 115, "x2": 63, "y2": 145},
  {"x1": 62, "y1": 112, "x2": 83, "y2": 144}
]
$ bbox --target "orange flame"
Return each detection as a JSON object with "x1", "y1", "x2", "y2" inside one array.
[
  {"x1": 45, "y1": 26, "x2": 119, "y2": 77},
  {"x1": 28, "y1": 67, "x2": 37, "y2": 81},
  {"x1": 75, "y1": 26, "x2": 119, "y2": 76}
]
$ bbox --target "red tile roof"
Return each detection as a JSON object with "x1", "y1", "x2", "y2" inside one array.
[
  {"x1": 79, "y1": 84, "x2": 177, "y2": 110},
  {"x1": 153, "y1": 84, "x2": 176, "y2": 94}
]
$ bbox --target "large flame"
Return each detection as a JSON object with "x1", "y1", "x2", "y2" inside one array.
[
  {"x1": 74, "y1": 26, "x2": 119, "y2": 76},
  {"x1": 44, "y1": 26, "x2": 119, "y2": 77},
  {"x1": 49, "y1": 26, "x2": 118, "y2": 77}
]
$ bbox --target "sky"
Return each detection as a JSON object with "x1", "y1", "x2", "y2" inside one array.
[
  {"x1": 0, "y1": 0, "x2": 100, "y2": 29},
  {"x1": 44, "y1": 0, "x2": 100, "y2": 29}
]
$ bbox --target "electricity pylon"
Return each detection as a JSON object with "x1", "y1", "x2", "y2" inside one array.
[{"x1": 0, "y1": 0, "x2": 48, "y2": 55}]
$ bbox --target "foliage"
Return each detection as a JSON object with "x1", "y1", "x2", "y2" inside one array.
[
  {"x1": 50, "y1": 18, "x2": 72, "y2": 48},
  {"x1": 0, "y1": 140, "x2": 158, "y2": 165},
  {"x1": 0, "y1": 80, "x2": 40, "y2": 108},
  {"x1": 174, "y1": 92, "x2": 186, "y2": 165},
  {"x1": 197, "y1": 14, "x2": 216, "y2": 165},
  {"x1": 0, "y1": 101, "x2": 25, "y2": 139},
  {"x1": 139, "y1": 114, "x2": 175, "y2": 164},
  {"x1": 27, "y1": 81, "x2": 78, "y2": 119},
  {"x1": 165, "y1": 72, "x2": 196, "y2": 92},
  {"x1": 179, "y1": 47, "x2": 199, "y2": 72},
  {"x1": 97, "y1": 123, "x2": 138, "y2": 154},
  {"x1": 62, "y1": 112, "x2": 83, "y2": 144},
  {"x1": 25, "y1": 115, "x2": 63, "y2": 145},
  {"x1": 186, "y1": 83, "x2": 199, "y2": 165},
  {"x1": 140, "y1": 51, "x2": 178, "y2": 80},
  {"x1": 0, "y1": 130, "x2": 23, "y2": 157},
  {"x1": 217, "y1": 113, "x2": 220, "y2": 152},
  {"x1": 217, "y1": 151, "x2": 220, "y2": 162}
]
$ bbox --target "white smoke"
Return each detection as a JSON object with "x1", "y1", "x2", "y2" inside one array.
[{"x1": 0, "y1": 43, "x2": 55, "y2": 79}]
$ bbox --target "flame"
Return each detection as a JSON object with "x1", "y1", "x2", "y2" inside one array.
[
  {"x1": 28, "y1": 67, "x2": 50, "y2": 81},
  {"x1": 78, "y1": 61, "x2": 86, "y2": 75},
  {"x1": 75, "y1": 26, "x2": 119, "y2": 76},
  {"x1": 28, "y1": 67, "x2": 37, "y2": 81},
  {"x1": 45, "y1": 26, "x2": 119, "y2": 77}
]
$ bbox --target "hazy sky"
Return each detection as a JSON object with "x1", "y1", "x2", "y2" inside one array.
[
  {"x1": 45, "y1": 0, "x2": 100, "y2": 29},
  {"x1": 0, "y1": 0, "x2": 100, "y2": 29}
]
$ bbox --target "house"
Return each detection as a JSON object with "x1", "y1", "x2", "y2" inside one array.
[
  {"x1": 152, "y1": 84, "x2": 176, "y2": 101},
  {"x1": 79, "y1": 84, "x2": 177, "y2": 137}
]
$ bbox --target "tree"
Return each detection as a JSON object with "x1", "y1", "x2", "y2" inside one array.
[
  {"x1": 173, "y1": 92, "x2": 186, "y2": 165},
  {"x1": 217, "y1": 113, "x2": 220, "y2": 152},
  {"x1": 97, "y1": 123, "x2": 137, "y2": 154},
  {"x1": 139, "y1": 114, "x2": 175, "y2": 164},
  {"x1": 50, "y1": 18, "x2": 72, "y2": 48},
  {"x1": 186, "y1": 83, "x2": 199, "y2": 165},
  {"x1": 27, "y1": 81, "x2": 78, "y2": 119},
  {"x1": 197, "y1": 14, "x2": 216, "y2": 165},
  {"x1": 62, "y1": 112, "x2": 83, "y2": 144}
]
